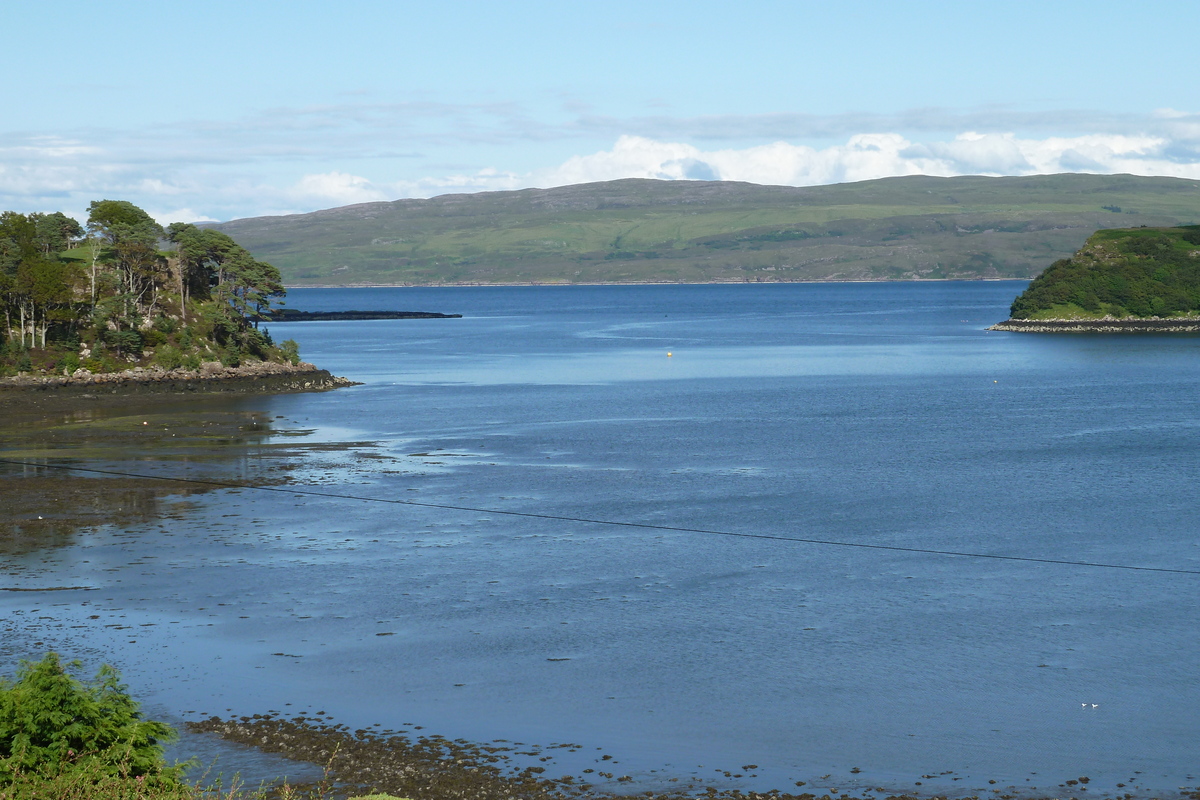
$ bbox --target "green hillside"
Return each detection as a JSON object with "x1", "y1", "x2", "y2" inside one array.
[
  {"x1": 1008, "y1": 225, "x2": 1200, "y2": 319},
  {"x1": 213, "y1": 174, "x2": 1200, "y2": 286}
]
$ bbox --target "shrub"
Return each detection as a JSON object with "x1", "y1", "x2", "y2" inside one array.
[
  {"x1": 280, "y1": 339, "x2": 300, "y2": 365},
  {"x1": 152, "y1": 316, "x2": 179, "y2": 335},
  {"x1": 153, "y1": 345, "x2": 184, "y2": 371},
  {"x1": 0, "y1": 653, "x2": 183, "y2": 787},
  {"x1": 105, "y1": 330, "x2": 143, "y2": 358},
  {"x1": 142, "y1": 328, "x2": 167, "y2": 348}
]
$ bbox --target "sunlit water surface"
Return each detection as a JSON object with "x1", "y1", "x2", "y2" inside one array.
[{"x1": 4, "y1": 283, "x2": 1199, "y2": 796}]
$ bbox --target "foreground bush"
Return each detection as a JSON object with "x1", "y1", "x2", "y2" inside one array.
[
  {"x1": 0, "y1": 654, "x2": 345, "y2": 799},
  {"x1": 0, "y1": 653, "x2": 183, "y2": 791}
]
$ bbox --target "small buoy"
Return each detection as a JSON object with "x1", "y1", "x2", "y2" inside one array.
[
  {"x1": 993, "y1": 380, "x2": 997, "y2": 383},
  {"x1": 143, "y1": 421, "x2": 149, "y2": 425},
  {"x1": 667, "y1": 352, "x2": 673, "y2": 357}
]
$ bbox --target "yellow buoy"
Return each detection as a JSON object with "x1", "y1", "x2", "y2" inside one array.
[{"x1": 667, "y1": 352, "x2": 673, "y2": 357}]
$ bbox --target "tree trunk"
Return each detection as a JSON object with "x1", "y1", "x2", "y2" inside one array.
[
  {"x1": 89, "y1": 239, "x2": 99, "y2": 310},
  {"x1": 178, "y1": 256, "x2": 187, "y2": 323}
]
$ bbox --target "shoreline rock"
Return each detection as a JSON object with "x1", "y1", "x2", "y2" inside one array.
[
  {"x1": 988, "y1": 317, "x2": 1200, "y2": 333},
  {"x1": 0, "y1": 360, "x2": 359, "y2": 395}
]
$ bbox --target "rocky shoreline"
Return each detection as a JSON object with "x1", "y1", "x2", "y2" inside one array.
[
  {"x1": 187, "y1": 713, "x2": 1196, "y2": 800},
  {"x1": 187, "y1": 714, "x2": 894, "y2": 800},
  {"x1": 0, "y1": 360, "x2": 358, "y2": 395},
  {"x1": 988, "y1": 317, "x2": 1200, "y2": 333}
]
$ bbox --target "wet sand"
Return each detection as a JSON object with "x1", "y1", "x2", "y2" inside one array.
[
  {"x1": 1, "y1": 386, "x2": 296, "y2": 545},
  {"x1": 0, "y1": 364, "x2": 366, "y2": 542}
]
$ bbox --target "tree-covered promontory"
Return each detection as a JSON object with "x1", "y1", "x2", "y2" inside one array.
[
  {"x1": 0, "y1": 200, "x2": 298, "y2": 377},
  {"x1": 1007, "y1": 225, "x2": 1200, "y2": 320}
]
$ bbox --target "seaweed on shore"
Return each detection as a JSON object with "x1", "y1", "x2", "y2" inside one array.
[{"x1": 192, "y1": 715, "x2": 1086, "y2": 800}]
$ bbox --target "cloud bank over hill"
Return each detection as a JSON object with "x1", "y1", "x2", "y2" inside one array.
[
  {"x1": 3, "y1": 105, "x2": 1200, "y2": 224},
  {"x1": 532, "y1": 131, "x2": 1195, "y2": 188}
]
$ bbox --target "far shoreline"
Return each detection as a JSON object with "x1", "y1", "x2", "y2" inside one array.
[{"x1": 285, "y1": 277, "x2": 1031, "y2": 289}]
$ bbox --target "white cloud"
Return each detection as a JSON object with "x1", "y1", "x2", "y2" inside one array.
[
  {"x1": 524, "y1": 131, "x2": 1200, "y2": 190},
  {"x1": 148, "y1": 208, "x2": 219, "y2": 225},
  {"x1": 288, "y1": 172, "x2": 389, "y2": 206},
  {"x1": 545, "y1": 137, "x2": 711, "y2": 184},
  {"x1": 6, "y1": 104, "x2": 1200, "y2": 221}
]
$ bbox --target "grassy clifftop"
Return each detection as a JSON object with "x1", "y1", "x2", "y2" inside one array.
[
  {"x1": 1008, "y1": 225, "x2": 1200, "y2": 319},
  {"x1": 213, "y1": 173, "x2": 1200, "y2": 286}
]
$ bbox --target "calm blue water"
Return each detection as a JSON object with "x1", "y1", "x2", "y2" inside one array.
[{"x1": 5, "y1": 282, "x2": 1200, "y2": 796}]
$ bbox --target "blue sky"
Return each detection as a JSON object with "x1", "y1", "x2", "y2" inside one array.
[{"x1": 3, "y1": 0, "x2": 1199, "y2": 223}]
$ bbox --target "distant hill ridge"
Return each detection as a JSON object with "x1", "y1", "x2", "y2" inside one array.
[{"x1": 213, "y1": 174, "x2": 1200, "y2": 286}]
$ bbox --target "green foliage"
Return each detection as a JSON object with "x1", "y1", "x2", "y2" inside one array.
[
  {"x1": 153, "y1": 316, "x2": 179, "y2": 335},
  {"x1": 105, "y1": 329, "x2": 143, "y2": 358},
  {"x1": 59, "y1": 352, "x2": 81, "y2": 374},
  {"x1": 86, "y1": 200, "x2": 158, "y2": 232},
  {"x1": 1009, "y1": 225, "x2": 1200, "y2": 319},
  {"x1": 280, "y1": 339, "x2": 300, "y2": 365},
  {"x1": 1, "y1": 200, "x2": 290, "y2": 376},
  {"x1": 152, "y1": 345, "x2": 184, "y2": 370},
  {"x1": 142, "y1": 328, "x2": 167, "y2": 347},
  {"x1": 168, "y1": 223, "x2": 285, "y2": 361},
  {"x1": 0, "y1": 653, "x2": 182, "y2": 787},
  {"x1": 31, "y1": 212, "x2": 84, "y2": 255}
]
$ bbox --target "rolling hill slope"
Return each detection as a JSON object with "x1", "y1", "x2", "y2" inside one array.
[{"x1": 213, "y1": 173, "x2": 1200, "y2": 286}]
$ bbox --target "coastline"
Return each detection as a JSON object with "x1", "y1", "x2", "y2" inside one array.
[
  {"x1": 988, "y1": 317, "x2": 1200, "y2": 333},
  {"x1": 0, "y1": 360, "x2": 358, "y2": 396},
  {"x1": 188, "y1": 712, "x2": 1197, "y2": 800}
]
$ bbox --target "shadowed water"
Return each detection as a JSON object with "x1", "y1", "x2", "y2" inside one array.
[{"x1": 3, "y1": 282, "x2": 1198, "y2": 796}]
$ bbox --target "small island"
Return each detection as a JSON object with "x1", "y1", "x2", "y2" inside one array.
[
  {"x1": 268, "y1": 309, "x2": 462, "y2": 321},
  {"x1": 990, "y1": 225, "x2": 1200, "y2": 332}
]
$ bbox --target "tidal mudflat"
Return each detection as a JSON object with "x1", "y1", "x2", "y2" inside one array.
[{"x1": 3, "y1": 282, "x2": 1199, "y2": 799}]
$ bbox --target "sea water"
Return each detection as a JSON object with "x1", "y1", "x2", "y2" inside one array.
[{"x1": 3, "y1": 282, "x2": 1199, "y2": 796}]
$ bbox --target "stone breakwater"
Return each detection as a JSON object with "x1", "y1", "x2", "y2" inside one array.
[
  {"x1": 0, "y1": 360, "x2": 358, "y2": 394},
  {"x1": 988, "y1": 317, "x2": 1200, "y2": 333}
]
